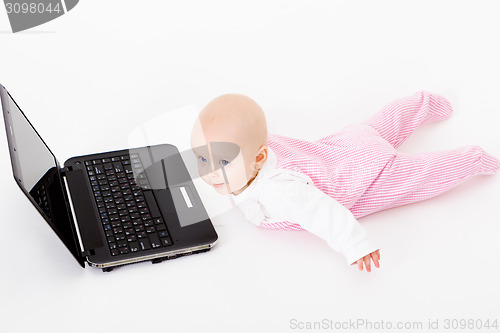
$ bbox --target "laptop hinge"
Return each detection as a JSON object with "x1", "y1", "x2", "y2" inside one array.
[
  {"x1": 60, "y1": 166, "x2": 72, "y2": 174},
  {"x1": 62, "y1": 173, "x2": 91, "y2": 259},
  {"x1": 81, "y1": 250, "x2": 93, "y2": 256}
]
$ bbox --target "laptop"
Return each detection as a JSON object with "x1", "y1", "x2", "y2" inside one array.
[{"x1": 0, "y1": 84, "x2": 218, "y2": 271}]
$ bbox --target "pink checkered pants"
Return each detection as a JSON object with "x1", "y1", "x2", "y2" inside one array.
[{"x1": 261, "y1": 91, "x2": 500, "y2": 230}]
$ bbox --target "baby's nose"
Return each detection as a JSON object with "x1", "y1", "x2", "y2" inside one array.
[{"x1": 208, "y1": 168, "x2": 223, "y2": 179}]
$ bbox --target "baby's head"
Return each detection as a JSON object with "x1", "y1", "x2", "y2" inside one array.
[{"x1": 191, "y1": 94, "x2": 268, "y2": 195}]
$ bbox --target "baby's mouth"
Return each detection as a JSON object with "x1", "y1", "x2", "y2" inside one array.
[{"x1": 213, "y1": 183, "x2": 225, "y2": 189}]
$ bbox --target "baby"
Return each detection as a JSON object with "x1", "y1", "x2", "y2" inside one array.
[{"x1": 190, "y1": 92, "x2": 500, "y2": 272}]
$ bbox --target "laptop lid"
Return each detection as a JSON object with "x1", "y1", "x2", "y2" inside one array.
[{"x1": 0, "y1": 84, "x2": 84, "y2": 266}]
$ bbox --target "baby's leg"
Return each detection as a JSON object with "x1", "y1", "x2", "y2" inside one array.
[
  {"x1": 350, "y1": 146, "x2": 500, "y2": 219},
  {"x1": 364, "y1": 91, "x2": 453, "y2": 149}
]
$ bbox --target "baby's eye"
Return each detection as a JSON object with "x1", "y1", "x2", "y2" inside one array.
[
  {"x1": 199, "y1": 156, "x2": 207, "y2": 163},
  {"x1": 220, "y1": 159, "x2": 230, "y2": 166}
]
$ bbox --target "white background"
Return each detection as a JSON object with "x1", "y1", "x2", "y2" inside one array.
[{"x1": 1, "y1": 1, "x2": 499, "y2": 332}]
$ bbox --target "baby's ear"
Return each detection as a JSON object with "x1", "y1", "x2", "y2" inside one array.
[{"x1": 254, "y1": 145, "x2": 268, "y2": 168}]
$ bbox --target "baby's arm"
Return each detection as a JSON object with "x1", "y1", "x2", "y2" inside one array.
[{"x1": 259, "y1": 178, "x2": 380, "y2": 270}]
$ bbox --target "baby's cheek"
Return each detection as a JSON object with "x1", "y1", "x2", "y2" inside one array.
[
  {"x1": 200, "y1": 174, "x2": 211, "y2": 185},
  {"x1": 227, "y1": 167, "x2": 250, "y2": 188}
]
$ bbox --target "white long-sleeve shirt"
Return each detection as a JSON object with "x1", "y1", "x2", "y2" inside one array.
[{"x1": 230, "y1": 147, "x2": 379, "y2": 265}]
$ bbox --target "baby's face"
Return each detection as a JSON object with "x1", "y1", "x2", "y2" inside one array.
[{"x1": 191, "y1": 121, "x2": 256, "y2": 195}]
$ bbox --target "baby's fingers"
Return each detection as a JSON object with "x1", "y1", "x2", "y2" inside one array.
[
  {"x1": 364, "y1": 255, "x2": 371, "y2": 272},
  {"x1": 371, "y1": 252, "x2": 380, "y2": 268}
]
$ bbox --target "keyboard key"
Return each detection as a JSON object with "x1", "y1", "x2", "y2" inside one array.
[
  {"x1": 159, "y1": 231, "x2": 168, "y2": 238},
  {"x1": 111, "y1": 249, "x2": 120, "y2": 256},
  {"x1": 149, "y1": 234, "x2": 161, "y2": 248},
  {"x1": 156, "y1": 224, "x2": 166, "y2": 231},
  {"x1": 94, "y1": 165, "x2": 104, "y2": 175},
  {"x1": 120, "y1": 216, "x2": 131, "y2": 222},
  {"x1": 160, "y1": 238, "x2": 171, "y2": 246},
  {"x1": 146, "y1": 226, "x2": 156, "y2": 234},
  {"x1": 139, "y1": 238, "x2": 151, "y2": 250},
  {"x1": 129, "y1": 242, "x2": 139, "y2": 252},
  {"x1": 115, "y1": 233, "x2": 125, "y2": 241},
  {"x1": 119, "y1": 247, "x2": 130, "y2": 255},
  {"x1": 117, "y1": 240, "x2": 128, "y2": 248}
]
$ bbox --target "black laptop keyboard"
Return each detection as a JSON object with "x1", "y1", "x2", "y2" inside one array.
[{"x1": 85, "y1": 154, "x2": 173, "y2": 256}]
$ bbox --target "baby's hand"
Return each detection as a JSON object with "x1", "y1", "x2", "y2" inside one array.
[{"x1": 351, "y1": 249, "x2": 380, "y2": 272}]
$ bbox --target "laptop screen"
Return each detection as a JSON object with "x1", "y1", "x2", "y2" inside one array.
[{"x1": 1, "y1": 85, "x2": 82, "y2": 265}]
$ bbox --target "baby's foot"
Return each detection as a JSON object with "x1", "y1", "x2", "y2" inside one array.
[
  {"x1": 422, "y1": 92, "x2": 454, "y2": 125},
  {"x1": 479, "y1": 149, "x2": 500, "y2": 175}
]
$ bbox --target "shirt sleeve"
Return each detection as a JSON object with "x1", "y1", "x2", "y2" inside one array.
[{"x1": 258, "y1": 179, "x2": 379, "y2": 265}]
